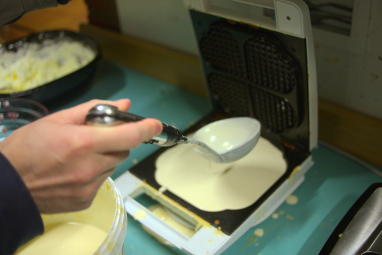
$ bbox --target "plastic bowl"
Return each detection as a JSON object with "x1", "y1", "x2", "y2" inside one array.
[
  {"x1": 0, "y1": 98, "x2": 49, "y2": 140},
  {"x1": 17, "y1": 177, "x2": 128, "y2": 255}
]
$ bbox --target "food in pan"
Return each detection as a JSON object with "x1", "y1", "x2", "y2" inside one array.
[{"x1": 0, "y1": 39, "x2": 96, "y2": 93}]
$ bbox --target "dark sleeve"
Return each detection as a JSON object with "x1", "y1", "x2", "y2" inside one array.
[
  {"x1": 0, "y1": 152, "x2": 44, "y2": 255},
  {"x1": 57, "y1": 0, "x2": 71, "y2": 4},
  {"x1": 0, "y1": 0, "x2": 66, "y2": 26}
]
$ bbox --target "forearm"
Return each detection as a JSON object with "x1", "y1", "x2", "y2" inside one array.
[{"x1": 0, "y1": 0, "x2": 69, "y2": 26}]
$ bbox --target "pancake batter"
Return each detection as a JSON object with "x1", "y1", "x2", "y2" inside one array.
[
  {"x1": 155, "y1": 136, "x2": 287, "y2": 212},
  {"x1": 16, "y1": 222, "x2": 108, "y2": 255},
  {"x1": 15, "y1": 179, "x2": 117, "y2": 255}
]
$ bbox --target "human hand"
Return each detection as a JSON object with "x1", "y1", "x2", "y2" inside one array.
[{"x1": 0, "y1": 99, "x2": 162, "y2": 214}]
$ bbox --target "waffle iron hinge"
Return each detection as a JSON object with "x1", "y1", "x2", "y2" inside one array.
[
  {"x1": 115, "y1": 171, "x2": 231, "y2": 253},
  {"x1": 115, "y1": 172, "x2": 192, "y2": 249},
  {"x1": 141, "y1": 182, "x2": 210, "y2": 232}
]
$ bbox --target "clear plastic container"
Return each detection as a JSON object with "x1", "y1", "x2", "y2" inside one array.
[
  {"x1": 17, "y1": 178, "x2": 127, "y2": 254},
  {"x1": 95, "y1": 177, "x2": 128, "y2": 255},
  {"x1": 0, "y1": 98, "x2": 49, "y2": 141}
]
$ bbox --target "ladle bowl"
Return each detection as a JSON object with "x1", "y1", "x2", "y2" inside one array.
[{"x1": 191, "y1": 117, "x2": 261, "y2": 163}]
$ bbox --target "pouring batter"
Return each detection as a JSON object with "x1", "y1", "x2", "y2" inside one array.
[
  {"x1": 155, "y1": 135, "x2": 287, "y2": 211},
  {"x1": 86, "y1": 104, "x2": 261, "y2": 163}
]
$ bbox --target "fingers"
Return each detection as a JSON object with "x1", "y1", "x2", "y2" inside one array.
[
  {"x1": 29, "y1": 152, "x2": 126, "y2": 214},
  {"x1": 88, "y1": 150, "x2": 130, "y2": 180},
  {"x1": 45, "y1": 99, "x2": 164, "y2": 152},
  {"x1": 48, "y1": 99, "x2": 132, "y2": 125},
  {"x1": 89, "y1": 118, "x2": 163, "y2": 152}
]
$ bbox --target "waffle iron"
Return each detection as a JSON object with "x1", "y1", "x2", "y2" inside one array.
[{"x1": 115, "y1": 0, "x2": 318, "y2": 254}]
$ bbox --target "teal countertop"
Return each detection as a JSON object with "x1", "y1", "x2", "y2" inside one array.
[{"x1": 57, "y1": 60, "x2": 382, "y2": 255}]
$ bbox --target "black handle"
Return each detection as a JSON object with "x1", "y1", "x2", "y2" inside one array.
[{"x1": 159, "y1": 122, "x2": 183, "y2": 147}]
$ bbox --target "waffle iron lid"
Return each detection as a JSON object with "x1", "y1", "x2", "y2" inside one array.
[{"x1": 190, "y1": 9, "x2": 314, "y2": 153}]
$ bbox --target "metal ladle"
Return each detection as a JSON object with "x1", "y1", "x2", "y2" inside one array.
[{"x1": 86, "y1": 104, "x2": 261, "y2": 163}]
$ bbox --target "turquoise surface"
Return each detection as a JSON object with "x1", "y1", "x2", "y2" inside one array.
[
  {"x1": 58, "y1": 60, "x2": 382, "y2": 255},
  {"x1": 223, "y1": 145, "x2": 382, "y2": 255}
]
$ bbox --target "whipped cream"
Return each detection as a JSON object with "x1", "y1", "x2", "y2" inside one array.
[{"x1": 0, "y1": 40, "x2": 96, "y2": 92}]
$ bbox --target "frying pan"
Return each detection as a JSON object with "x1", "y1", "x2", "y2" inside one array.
[{"x1": 0, "y1": 30, "x2": 101, "y2": 103}]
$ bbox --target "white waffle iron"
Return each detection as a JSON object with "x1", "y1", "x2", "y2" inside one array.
[{"x1": 115, "y1": 0, "x2": 318, "y2": 254}]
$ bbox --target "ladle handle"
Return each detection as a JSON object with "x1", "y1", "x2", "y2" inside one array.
[{"x1": 85, "y1": 104, "x2": 183, "y2": 147}]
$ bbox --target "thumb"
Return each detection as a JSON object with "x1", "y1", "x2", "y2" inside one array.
[
  {"x1": 47, "y1": 99, "x2": 132, "y2": 125},
  {"x1": 89, "y1": 118, "x2": 163, "y2": 152}
]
